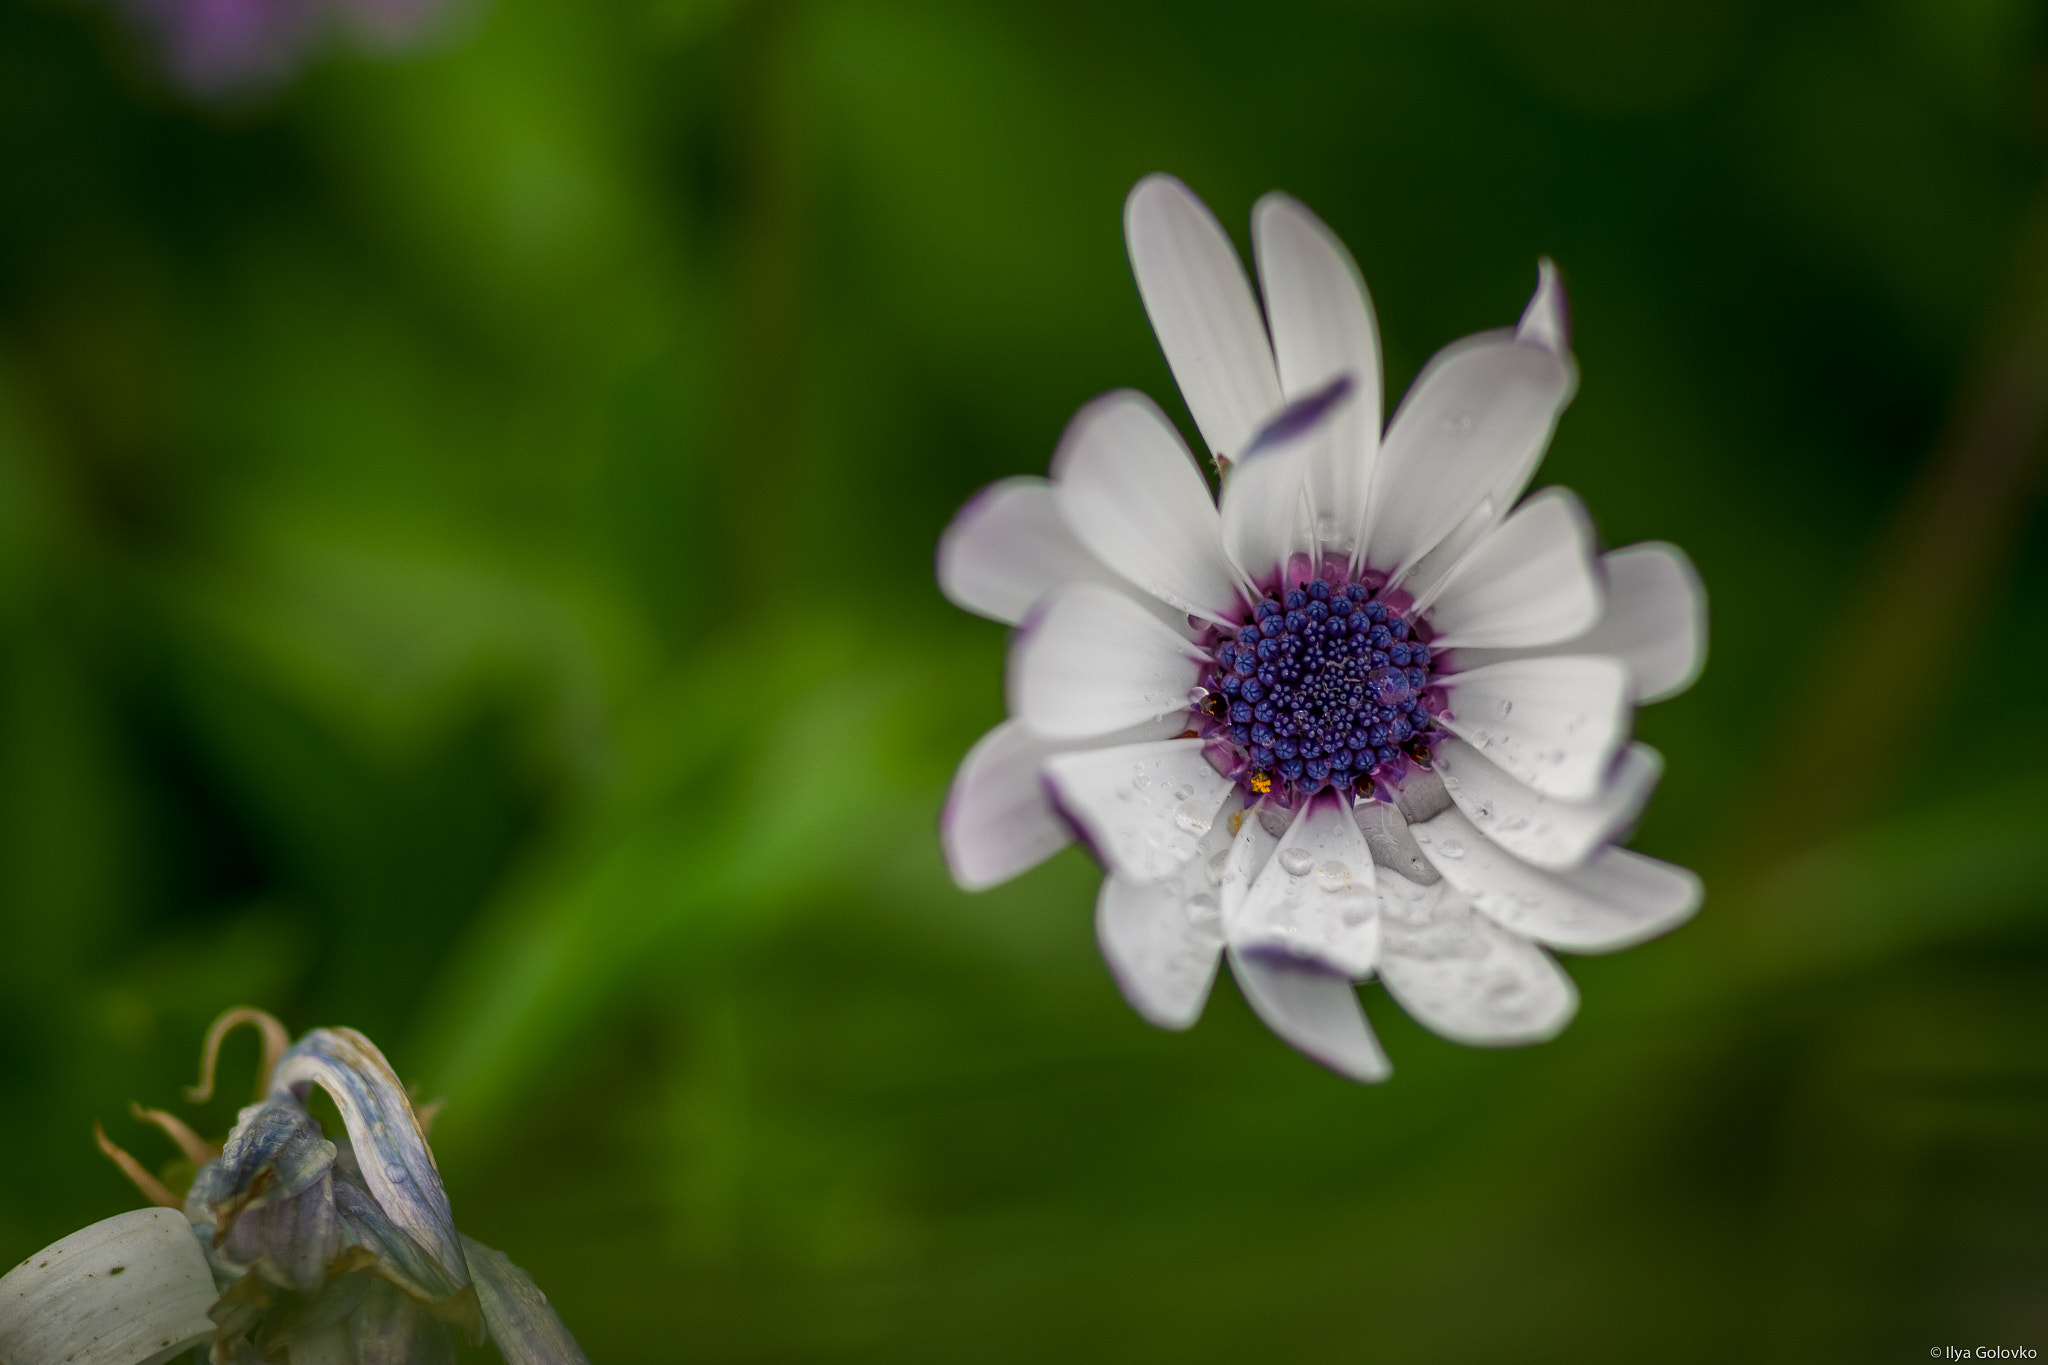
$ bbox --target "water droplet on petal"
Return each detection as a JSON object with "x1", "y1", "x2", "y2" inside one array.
[
  {"x1": 1495, "y1": 698, "x2": 1513, "y2": 718},
  {"x1": 1438, "y1": 839, "x2": 1466, "y2": 859},
  {"x1": 1173, "y1": 810, "x2": 1207, "y2": 834},
  {"x1": 1173, "y1": 784, "x2": 1194, "y2": 802},
  {"x1": 1279, "y1": 848, "x2": 1315, "y2": 877}
]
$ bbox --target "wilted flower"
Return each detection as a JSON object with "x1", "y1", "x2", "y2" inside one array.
[
  {"x1": 0, "y1": 1007, "x2": 585, "y2": 1364},
  {"x1": 938, "y1": 175, "x2": 1707, "y2": 1080},
  {"x1": 102, "y1": 0, "x2": 450, "y2": 98}
]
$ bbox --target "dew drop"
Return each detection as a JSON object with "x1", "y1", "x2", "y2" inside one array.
[
  {"x1": 1437, "y1": 839, "x2": 1466, "y2": 860},
  {"x1": 1279, "y1": 848, "x2": 1316, "y2": 877},
  {"x1": 1207, "y1": 849, "x2": 1230, "y2": 883},
  {"x1": 1172, "y1": 784, "x2": 1194, "y2": 802},
  {"x1": 385, "y1": 1164, "x2": 407, "y2": 1182},
  {"x1": 1495, "y1": 699, "x2": 1514, "y2": 719},
  {"x1": 1173, "y1": 810, "x2": 1207, "y2": 835}
]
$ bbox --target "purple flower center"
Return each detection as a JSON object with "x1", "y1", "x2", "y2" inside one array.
[{"x1": 1198, "y1": 573, "x2": 1441, "y2": 805}]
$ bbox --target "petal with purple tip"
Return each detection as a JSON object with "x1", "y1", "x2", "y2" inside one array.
[
  {"x1": 942, "y1": 715, "x2": 1188, "y2": 892},
  {"x1": 1227, "y1": 797, "x2": 1379, "y2": 978},
  {"x1": 1219, "y1": 377, "x2": 1353, "y2": 586}
]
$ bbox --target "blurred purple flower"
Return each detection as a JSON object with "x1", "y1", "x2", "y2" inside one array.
[{"x1": 110, "y1": 0, "x2": 450, "y2": 98}]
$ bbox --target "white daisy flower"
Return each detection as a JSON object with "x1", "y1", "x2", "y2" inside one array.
[{"x1": 938, "y1": 175, "x2": 1708, "y2": 1081}]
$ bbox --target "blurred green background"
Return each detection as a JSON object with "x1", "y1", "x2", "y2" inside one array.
[{"x1": 4, "y1": 0, "x2": 2048, "y2": 1359}]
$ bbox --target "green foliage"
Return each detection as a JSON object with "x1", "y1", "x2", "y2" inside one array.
[{"x1": 2, "y1": 0, "x2": 2045, "y2": 1359}]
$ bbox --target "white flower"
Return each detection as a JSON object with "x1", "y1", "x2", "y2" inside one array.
[{"x1": 937, "y1": 175, "x2": 1708, "y2": 1081}]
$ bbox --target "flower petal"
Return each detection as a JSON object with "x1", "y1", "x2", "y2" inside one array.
[
  {"x1": 1051, "y1": 390, "x2": 1242, "y2": 619},
  {"x1": 938, "y1": 476, "x2": 1128, "y2": 626},
  {"x1": 1422, "y1": 487, "x2": 1603, "y2": 649},
  {"x1": 1438, "y1": 654, "x2": 1631, "y2": 801},
  {"x1": 1375, "y1": 873, "x2": 1580, "y2": 1045},
  {"x1": 1227, "y1": 948, "x2": 1391, "y2": 1081},
  {"x1": 1252, "y1": 193, "x2": 1381, "y2": 554},
  {"x1": 1411, "y1": 806, "x2": 1701, "y2": 952},
  {"x1": 332, "y1": 1176, "x2": 467, "y2": 1305},
  {"x1": 1515, "y1": 257, "x2": 1571, "y2": 357},
  {"x1": 1218, "y1": 797, "x2": 1284, "y2": 921},
  {"x1": 942, "y1": 715, "x2": 1188, "y2": 892},
  {"x1": 1434, "y1": 735, "x2": 1663, "y2": 870},
  {"x1": 1095, "y1": 791, "x2": 1239, "y2": 1029},
  {"x1": 1364, "y1": 273, "x2": 1576, "y2": 583},
  {"x1": 0, "y1": 1208, "x2": 218, "y2": 1365},
  {"x1": 1124, "y1": 174, "x2": 1283, "y2": 463},
  {"x1": 463, "y1": 1235, "x2": 591, "y2": 1365},
  {"x1": 1218, "y1": 379, "x2": 1351, "y2": 586},
  {"x1": 220, "y1": 1170, "x2": 345, "y2": 1294},
  {"x1": 1447, "y1": 542, "x2": 1707, "y2": 704},
  {"x1": 1575, "y1": 542, "x2": 1706, "y2": 703},
  {"x1": 1009, "y1": 583, "x2": 1207, "y2": 740},
  {"x1": 270, "y1": 1028, "x2": 468, "y2": 1296},
  {"x1": 1043, "y1": 738, "x2": 1237, "y2": 882},
  {"x1": 1227, "y1": 797, "x2": 1379, "y2": 978}
]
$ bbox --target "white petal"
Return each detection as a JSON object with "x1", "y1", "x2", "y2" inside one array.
[
  {"x1": 1354, "y1": 797, "x2": 1439, "y2": 884},
  {"x1": 1364, "y1": 278, "x2": 1576, "y2": 583},
  {"x1": 941, "y1": 715, "x2": 1186, "y2": 892},
  {"x1": 1228, "y1": 948, "x2": 1391, "y2": 1081},
  {"x1": 1252, "y1": 193, "x2": 1380, "y2": 554},
  {"x1": 938, "y1": 477, "x2": 1114, "y2": 626},
  {"x1": 1412, "y1": 806, "x2": 1701, "y2": 952},
  {"x1": 1043, "y1": 738, "x2": 1237, "y2": 882},
  {"x1": 1448, "y1": 542, "x2": 1707, "y2": 704},
  {"x1": 1227, "y1": 798, "x2": 1379, "y2": 978},
  {"x1": 1217, "y1": 798, "x2": 1284, "y2": 923},
  {"x1": 1218, "y1": 383, "x2": 1351, "y2": 586},
  {"x1": 1577, "y1": 542, "x2": 1705, "y2": 703},
  {"x1": 0, "y1": 1208, "x2": 217, "y2": 1365},
  {"x1": 1423, "y1": 487, "x2": 1603, "y2": 649},
  {"x1": 1438, "y1": 654, "x2": 1630, "y2": 801},
  {"x1": 1435, "y1": 736, "x2": 1663, "y2": 870},
  {"x1": 1375, "y1": 874, "x2": 1579, "y2": 1045},
  {"x1": 1095, "y1": 791, "x2": 1239, "y2": 1029},
  {"x1": 1009, "y1": 583, "x2": 1206, "y2": 740},
  {"x1": 1050, "y1": 390, "x2": 1242, "y2": 620},
  {"x1": 1515, "y1": 258, "x2": 1570, "y2": 356},
  {"x1": 1124, "y1": 174, "x2": 1283, "y2": 463}
]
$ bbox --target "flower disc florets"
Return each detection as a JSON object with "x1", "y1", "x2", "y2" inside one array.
[{"x1": 1194, "y1": 572, "x2": 1439, "y2": 804}]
